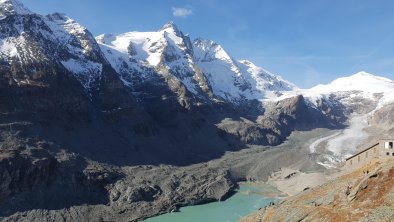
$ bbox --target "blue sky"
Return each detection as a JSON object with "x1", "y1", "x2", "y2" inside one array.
[{"x1": 21, "y1": 0, "x2": 394, "y2": 88}]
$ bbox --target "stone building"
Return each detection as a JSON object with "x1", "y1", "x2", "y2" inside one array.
[{"x1": 345, "y1": 139, "x2": 394, "y2": 168}]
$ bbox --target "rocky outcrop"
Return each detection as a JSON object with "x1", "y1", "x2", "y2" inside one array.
[
  {"x1": 259, "y1": 95, "x2": 344, "y2": 131},
  {"x1": 369, "y1": 103, "x2": 394, "y2": 131},
  {"x1": 0, "y1": 133, "x2": 123, "y2": 218},
  {"x1": 0, "y1": 145, "x2": 55, "y2": 201}
]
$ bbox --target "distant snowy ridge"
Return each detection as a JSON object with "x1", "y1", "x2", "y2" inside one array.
[
  {"x1": 308, "y1": 71, "x2": 394, "y2": 109},
  {"x1": 269, "y1": 71, "x2": 394, "y2": 108},
  {"x1": 310, "y1": 71, "x2": 394, "y2": 93},
  {"x1": 97, "y1": 23, "x2": 296, "y2": 103},
  {"x1": 192, "y1": 38, "x2": 296, "y2": 102}
]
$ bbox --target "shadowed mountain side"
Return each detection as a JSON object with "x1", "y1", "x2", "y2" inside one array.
[
  {"x1": 0, "y1": 66, "x2": 345, "y2": 167},
  {"x1": 0, "y1": 131, "x2": 124, "y2": 217}
]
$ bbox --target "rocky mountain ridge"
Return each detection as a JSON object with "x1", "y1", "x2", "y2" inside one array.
[{"x1": 96, "y1": 21, "x2": 296, "y2": 106}]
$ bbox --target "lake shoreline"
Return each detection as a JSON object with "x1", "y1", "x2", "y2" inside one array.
[
  {"x1": 144, "y1": 182, "x2": 282, "y2": 222},
  {"x1": 140, "y1": 129, "x2": 337, "y2": 221}
]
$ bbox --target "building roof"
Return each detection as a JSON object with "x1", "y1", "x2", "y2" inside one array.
[{"x1": 345, "y1": 143, "x2": 380, "y2": 161}]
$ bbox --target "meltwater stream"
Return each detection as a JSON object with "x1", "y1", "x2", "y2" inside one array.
[{"x1": 144, "y1": 182, "x2": 279, "y2": 222}]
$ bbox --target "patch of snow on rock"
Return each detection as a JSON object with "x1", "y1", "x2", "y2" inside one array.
[{"x1": 61, "y1": 59, "x2": 102, "y2": 90}]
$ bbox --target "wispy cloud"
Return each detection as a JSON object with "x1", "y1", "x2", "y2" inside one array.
[{"x1": 172, "y1": 7, "x2": 193, "y2": 18}]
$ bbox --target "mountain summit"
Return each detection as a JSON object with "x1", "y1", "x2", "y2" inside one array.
[
  {"x1": 96, "y1": 22, "x2": 296, "y2": 103},
  {"x1": 160, "y1": 21, "x2": 182, "y2": 36},
  {"x1": 311, "y1": 71, "x2": 394, "y2": 93},
  {"x1": 0, "y1": 0, "x2": 31, "y2": 18}
]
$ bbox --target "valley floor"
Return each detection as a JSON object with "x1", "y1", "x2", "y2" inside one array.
[
  {"x1": 0, "y1": 128, "x2": 334, "y2": 222},
  {"x1": 1, "y1": 125, "x2": 376, "y2": 222},
  {"x1": 134, "y1": 128, "x2": 339, "y2": 221}
]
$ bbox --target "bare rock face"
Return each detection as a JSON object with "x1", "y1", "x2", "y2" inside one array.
[
  {"x1": 0, "y1": 146, "x2": 56, "y2": 200},
  {"x1": 259, "y1": 95, "x2": 343, "y2": 131},
  {"x1": 0, "y1": 133, "x2": 124, "y2": 219},
  {"x1": 216, "y1": 95, "x2": 345, "y2": 147},
  {"x1": 369, "y1": 103, "x2": 394, "y2": 130},
  {"x1": 217, "y1": 118, "x2": 281, "y2": 146}
]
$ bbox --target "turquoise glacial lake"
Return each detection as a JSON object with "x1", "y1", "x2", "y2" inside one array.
[{"x1": 144, "y1": 182, "x2": 279, "y2": 222}]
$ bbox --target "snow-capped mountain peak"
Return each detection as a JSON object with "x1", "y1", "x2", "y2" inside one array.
[
  {"x1": 353, "y1": 70, "x2": 375, "y2": 77},
  {"x1": 193, "y1": 38, "x2": 233, "y2": 63},
  {"x1": 0, "y1": 0, "x2": 31, "y2": 18},
  {"x1": 160, "y1": 21, "x2": 182, "y2": 36},
  {"x1": 192, "y1": 38, "x2": 296, "y2": 102},
  {"x1": 96, "y1": 22, "x2": 190, "y2": 68},
  {"x1": 46, "y1": 13, "x2": 88, "y2": 36},
  {"x1": 0, "y1": 0, "x2": 105, "y2": 93},
  {"x1": 96, "y1": 33, "x2": 116, "y2": 45},
  {"x1": 237, "y1": 59, "x2": 297, "y2": 91},
  {"x1": 95, "y1": 22, "x2": 299, "y2": 103},
  {"x1": 311, "y1": 71, "x2": 394, "y2": 93},
  {"x1": 349, "y1": 71, "x2": 394, "y2": 84}
]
